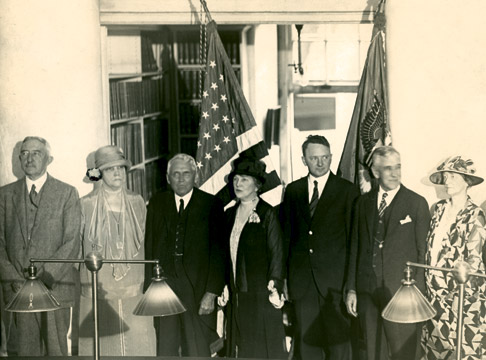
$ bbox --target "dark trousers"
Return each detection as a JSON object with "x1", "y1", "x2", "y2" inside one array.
[
  {"x1": 358, "y1": 272, "x2": 419, "y2": 360},
  {"x1": 7, "y1": 307, "x2": 71, "y2": 356},
  {"x1": 293, "y1": 283, "x2": 352, "y2": 360},
  {"x1": 155, "y1": 258, "x2": 216, "y2": 357}
]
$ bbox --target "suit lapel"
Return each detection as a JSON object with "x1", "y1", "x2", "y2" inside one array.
[
  {"x1": 295, "y1": 177, "x2": 311, "y2": 225},
  {"x1": 31, "y1": 176, "x2": 56, "y2": 236},
  {"x1": 312, "y1": 173, "x2": 339, "y2": 222},
  {"x1": 365, "y1": 190, "x2": 378, "y2": 243},
  {"x1": 13, "y1": 179, "x2": 28, "y2": 244},
  {"x1": 384, "y1": 185, "x2": 407, "y2": 237}
]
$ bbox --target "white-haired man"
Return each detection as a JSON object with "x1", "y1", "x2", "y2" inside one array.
[{"x1": 144, "y1": 153, "x2": 225, "y2": 357}]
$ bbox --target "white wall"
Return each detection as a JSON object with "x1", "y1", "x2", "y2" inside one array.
[
  {"x1": 388, "y1": 0, "x2": 486, "y2": 209},
  {"x1": 0, "y1": 0, "x2": 108, "y2": 196}
]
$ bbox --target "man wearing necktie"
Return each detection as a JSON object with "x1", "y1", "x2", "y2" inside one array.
[
  {"x1": 0, "y1": 136, "x2": 81, "y2": 356},
  {"x1": 144, "y1": 153, "x2": 225, "y2": 357},
  {"x1": 281, "y1": 135, "x2": 359, "y2": 360},
  {"x1": 345, "y1": 146, "x2": 431, "y2": 360}
]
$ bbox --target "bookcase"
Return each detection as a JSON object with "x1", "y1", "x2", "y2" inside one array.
[
  {"x1": 102, "y1": 26, "x2": 243, "y2": 200},
  {"x1": 105, "y1": 28, "x2": 170, "y2": 201},
  {"x1": 170, "y1": 26, "x2": 242, "y2": 157}
]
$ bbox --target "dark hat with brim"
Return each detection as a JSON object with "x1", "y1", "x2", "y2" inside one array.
[
  {"x1": 429, "y1": 155, "x2": 483, "y2": 186},
  {"x1": 229, "y1": 156, "x2": 267, "y2": 185},
  {"x1": 94, "y1": 145, "x2": 131, "y2": 171}
]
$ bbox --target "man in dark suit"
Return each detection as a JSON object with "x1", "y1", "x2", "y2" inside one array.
[
  {"x1": 281, "y1": 135, "x2": 359, "y2": 360},
  {"x1": 345, "y1": 146, "x2": 430, "y2": 360},
  {"x1": 145, "y1": 153, "x2": 225, "y2": 357},
  {"x1": 0, "y1": 136, "x2": 81, "y2": 356}
]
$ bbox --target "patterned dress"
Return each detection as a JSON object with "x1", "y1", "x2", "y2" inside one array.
[{"x1": 422, "y1": 198, "x2": 486, "y2": 360}]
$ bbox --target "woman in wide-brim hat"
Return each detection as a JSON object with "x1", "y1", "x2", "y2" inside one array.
[
  {"x1": 223, "y1": 155, "x2": 288, "y2": 359},
  {"x1": 79, "y1": 145, "x2": 156, "y2": 356},
  {"x1": 422, "y1": 155, "x2": 486, "y2": 360}
]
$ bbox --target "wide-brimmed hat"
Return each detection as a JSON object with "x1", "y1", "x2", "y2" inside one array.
[
  {"x1": 229, "y1": 156, "x2": 267, "y2": 185},
  {"x1": 429, "y1": 155, "x2": 483, "y2": 186},
  {"x1": 94, "y1": 145, "x2": 131, "y2": 171}
]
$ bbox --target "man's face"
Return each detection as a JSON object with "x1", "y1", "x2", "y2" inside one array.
[
  {"x1": 167, "y1": 159, "x2": 196, "y2": 197},
  {"x1": 302, "y1": 143, "x2": 332, "y2": 178},
  {"x1": 19, "y1": 139, "x2": 53, "y2": 180},
  {"x1": 372, "y1": 153, "x2": 401, "y2": 191}
]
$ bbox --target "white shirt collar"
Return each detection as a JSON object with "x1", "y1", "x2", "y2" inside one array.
[
  {"x1": 26, "y1": 172, "x2": 48, "y2": 193},
  {"x1": 377, "y1": 184, "x2": 400, "y2": 208},
  {"x1": 175, "y1": 189, "x2": 194, "y2": 211},
  {"x1": 308, "y1": 171, "x2": 330, "y2": 202}
]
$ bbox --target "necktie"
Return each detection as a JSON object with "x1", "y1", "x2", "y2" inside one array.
[
  {"x1": 29, "y1": 184, "x2": 39, "y2": 208},
  {"x1": 378, "y1": 192, "x2": 388, "y2": 218},
  {"x1": 178, "y1": 199, "x2": 184, "y2": 217},
  {"x1": 309, "y1": 180, "x2": 319, "y2": 218}
]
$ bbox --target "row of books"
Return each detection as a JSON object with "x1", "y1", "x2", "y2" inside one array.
[
  {"x1": 144, "y1": 117, "x2": 169, "y2": 159},
  {"x1": 127, "y1": 168, "x2": 147, "y2": 200},
  {"x1": 111, "y1": 123, "x2": 143, "y2": 166},
  {"x1": 178, "y1": 70, "x2": 202, "y2": 100},
  {"x1": 179, "y1": 103, "x2": 200, "y2": 135},
  {"x1": 176, "y1": 37, "x2": 240, "y2": 65},
  {"x1": 110, "y1": 77, "x2": 163, "y2": 120},
  {"x1": 141, "y1": 35, "x2": 159, "y2": 72},
  {"x1": 145, "y1": 159, "x2": 167, "y2": 201}
]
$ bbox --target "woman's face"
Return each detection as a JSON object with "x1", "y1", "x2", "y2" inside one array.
[
  {"x1": 102, "y1": 166, "x2": 126, "y2": 191},
  {"x1": 233, "y1": 174, "x2": 258, "y2": 201},
  {"x1": 443, "y1": 171, "x2": 468, "y2": 197}
]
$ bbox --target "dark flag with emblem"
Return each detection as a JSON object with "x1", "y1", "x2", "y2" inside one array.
[
  {"x1": 337, "y1": 3, "x2": 391, "y2": 194},
  {"x1": 195, "y1": 21, "x2": 282, "y2": 206}
]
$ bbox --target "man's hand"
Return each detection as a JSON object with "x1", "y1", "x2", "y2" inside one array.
[
  {"x1": 198, "y1": 292, "x2": 217, "y2": 315},
  {"x1": 345, "y1": 290, "x2": 358, "y2": 317}
]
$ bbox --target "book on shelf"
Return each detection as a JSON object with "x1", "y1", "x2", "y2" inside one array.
[
  {"x1": 144, "y1": 117, "x2": 168, "y2": 159},
  {"x1": 111, "y1": 123, "x2": 143, "y2": 165},
  {"x1": 127, "y1": 168, "x2": 146, "y2": 200}
]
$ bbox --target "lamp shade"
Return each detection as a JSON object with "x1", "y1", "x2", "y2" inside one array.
[
  {"x1": 133, "y1": 278, "x2": 186, "y2": 316},
  {"x1": 382, "y1": 281, "x2": 436, "y2": 323},
  {"x1": 5, "y1": 278, "x2": 61, "y2": 312}
]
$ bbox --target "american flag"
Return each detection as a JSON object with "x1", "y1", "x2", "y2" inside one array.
[
  {"x1": 337, "y1": 3, "x2": 391, "y2": 194},
  {"x1": 196, "y1": 21, "x2": 282, "y2": 206}
]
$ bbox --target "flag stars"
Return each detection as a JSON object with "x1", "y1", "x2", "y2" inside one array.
[
  {"x1": 196, "y1": 161, "x2": 203, "y2": 169},
  {"x1": 202, "y1": 111, "x2": 209, "y2": 119},
  {"x1": 197, "y1": 141, "x2": 202, "y2": 147},
  {"x1": 219, "y1": 74, "x2": 224, "y2": 81},
  {"x1": 222, "y1": 115, "x2": 229, "y2": 123},
  {"x1": 213, "y1": 123, "x2": 220, "y2": 131},
  {"x1": 209, "y1": 61, "x2": 216, "y2": 68},
  {"x1": 203, "y1": 132, "x2": 211, "y2": 140},
  {"x1": 203, "y1": 91, "x2": 209, "y2": 98},
  {"x1": 232, "y1": 118, "x2": 236, "y2": 124},
  {"x1": 205, "y1": 153, "x2": 212, "y2": 160},
  {"x1": 223, "y1": 136, "x2": 230, "y2": 144},
  {"x1": 220, "y1": 94, "x2": 227, "y2": 102},
  {"x1": 211, "y1": 103, "x2": 219, "y2": 111},
  {"x1": 211, "y1": 82, "x2": 218, "y2": 90},
  {"x1": 214, "y1": 144, "x2": 221, "y2": 152}
]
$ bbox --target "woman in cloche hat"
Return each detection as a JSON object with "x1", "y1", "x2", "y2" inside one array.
[
  {"x1": 222, "y1": 155, "x2": 287, "y2": 359},
  {"x1": 78, "y1": 145, "x2": 156, "y2": 356},
  {"x1": 422, "y1": 155, "x2": 486, "y2": 360}
]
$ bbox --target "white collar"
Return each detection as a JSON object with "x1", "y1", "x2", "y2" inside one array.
[
  {"x1": 308, "y1": 171, "x2": 330, "y2": 200},
  {"x1": 175, "y1": 189, "x2": 194, "y2": 210},
  {"x1": 377, "y1": 184, "x2": 400, "y2": 207},
  {"x1": 26, "y1": 172, "x2": 48, "y2": 192}
]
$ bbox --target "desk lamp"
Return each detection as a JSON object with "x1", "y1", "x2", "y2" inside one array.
[
  {"x1": 5, "y1": 251, "x2": 186, "y2": 360},
  {"x1": 382, "y1": 261, "x2": 486, "y2": 360}
]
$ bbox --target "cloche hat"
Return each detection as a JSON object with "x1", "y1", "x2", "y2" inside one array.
[
  {"x1": 429, "y1": 155, "x2": 483, "y2": 186},
  {"x1": 229, "y1": 155, "x2": 267, "y2": 185},
  {"x1": 86, "y1": 145, "x2": 131, "y2": 181}
]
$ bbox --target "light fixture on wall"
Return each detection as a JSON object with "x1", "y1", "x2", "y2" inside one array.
[
  {"x1": 5, "y1": 252, "x2": 185, "y2": 360},
  {"x1": 382, "y1": 261, "x2": 486, "y2": 360},
  {"x1": 289, "y1": 24, "x2": 305, "y2": 77}
]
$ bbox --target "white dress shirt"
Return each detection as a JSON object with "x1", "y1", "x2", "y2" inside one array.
[{"x1": 307, "y1": 172, "x2": 330, "y2": 203}]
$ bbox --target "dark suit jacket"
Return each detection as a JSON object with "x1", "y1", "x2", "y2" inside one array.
[
  {"x1": 224, "y1": 199, "x2": 284, "y2": 294},
  {"x1": 0, "y1": 175, "x2": 81, "y2": 306},
  {"x1": 145, "y1": 188, "x2": 225, "y2": 301},
  {"x1": 281, "y1": 172, "x2": 359, "y2": 301},
  {"x1": 346, "y1": 185, "x2": 430, "y2": 301}
]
